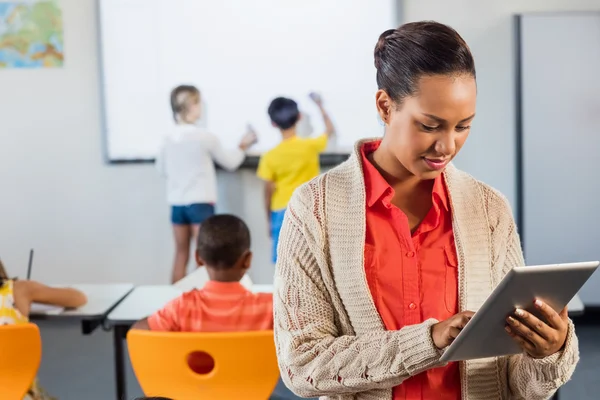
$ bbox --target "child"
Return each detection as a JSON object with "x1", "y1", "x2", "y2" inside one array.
[
  {"x1": 156, "y1": 85, "x2": 258, "y2": 283},
  {"x1": 132, "y1": 214, "x2": 272, "y2": 332},
  {"x1": 0, "y1": 259, "x2": 87, "y2": 400},
  {"x1": 257, "y1": 93, "x2": 336, "y2": 263}
]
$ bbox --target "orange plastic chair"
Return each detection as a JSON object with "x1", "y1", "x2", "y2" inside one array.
[
  {"x1": 127, "y1": 330, "x2": 280, "y2": 400},
  {"x1": 0, "y1": 323, "x2": 42, "y2": 399}
]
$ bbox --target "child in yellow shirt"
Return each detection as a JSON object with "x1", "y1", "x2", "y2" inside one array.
[{"x1": 257, "y1": 93, "x2": 335, "y2": 263}]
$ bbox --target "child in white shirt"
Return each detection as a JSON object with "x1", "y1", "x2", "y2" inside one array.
[{"x1": 156, "y1": 85, "x2": 256, "y2": 283}]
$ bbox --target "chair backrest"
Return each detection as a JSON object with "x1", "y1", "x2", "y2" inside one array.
[
  {"x1": 127, "y1": 330, "x2": 280, "y2": 400},
  {"x1": 0, "y1": 323, "x2": 42, "y2": 399}
]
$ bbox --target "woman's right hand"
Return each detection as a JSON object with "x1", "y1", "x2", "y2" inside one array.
[{"x1": 431, "y1": 310, "x2": 475, "y2": 349}]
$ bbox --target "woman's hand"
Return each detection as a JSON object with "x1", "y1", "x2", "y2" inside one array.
[
  {"x1": 505, "y1": 299, "x2": 569, "y2": 359},
  {"x1": 431, "y1": 311, "x2": 475, "y2": 349}
]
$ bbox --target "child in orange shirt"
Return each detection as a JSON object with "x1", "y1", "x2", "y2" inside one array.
[{"x1": 133, "y1": 214, "x2": 272, "y2": 332}]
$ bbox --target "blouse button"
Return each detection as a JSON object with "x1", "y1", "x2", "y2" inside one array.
[
  {"x1": 408, "y1": 302, "x2": 417, "y2": 310},
  {"x1": 406, "y1": 251, "x2": 416, "y2": 258}
]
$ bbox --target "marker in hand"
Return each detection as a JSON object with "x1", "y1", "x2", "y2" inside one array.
[
  {"x1": 239, "y1": 124, "x2": 258, "y2": 150},
  {"x1": 309, "y1": 92, "x2": 323, "y2": 106}
]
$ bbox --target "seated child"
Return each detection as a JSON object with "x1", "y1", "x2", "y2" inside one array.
[
  {"x1": 132, "y1": 214, "x2": 272, "y2": 332},
  {"x1": 0, "y1": 259, "x2": 87, "y2": 400}
]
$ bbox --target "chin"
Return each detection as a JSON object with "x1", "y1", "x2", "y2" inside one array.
[{"x1": 415, "y1": 168, "x2": 445, "y2": 180}]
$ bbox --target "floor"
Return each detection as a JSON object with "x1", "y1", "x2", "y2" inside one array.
[{"x1": 35, "y1": 319, "x2": 600, "y2": 399}]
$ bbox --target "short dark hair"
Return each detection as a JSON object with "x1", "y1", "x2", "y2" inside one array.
[
  {"x1": 374, "y1": 21, "x2": 475, "y2": 104},
  {"x1": 197, "y1": 214, "x2": 251, "y2": 269},
  {"x1": 268, "y1": 97, "x2": 300, "y2": 130}
]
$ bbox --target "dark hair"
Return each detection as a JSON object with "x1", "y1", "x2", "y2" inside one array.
[
  {"x1": 170, "y1": 85, "x2": 200, "y2": 122},
  {"x1": 374, "y1": 21, "x2": 475, "y2": 104},
  {"x1": 197, "y1": 214, "x2": 251, "y2": 269},
  {"x1": 268, "y1": 97, "x2": 300, "y2": 130},
  {"x1": 0, "y1": 259, "x2": 8, "y2": 287}
]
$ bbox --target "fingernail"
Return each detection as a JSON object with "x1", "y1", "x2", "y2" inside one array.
[
  {"x1": 535, "y1": 299, "x2": 543, "y2": 308},
  {"x1": 505, "y1": 326, "x2": 512, "y2": 333},
  {"x1": 515, "y1": 308, "x2": 525, "y2": 317},
  {"x1": 507, "y1": 316, "x2": 516, "y2": 324}
]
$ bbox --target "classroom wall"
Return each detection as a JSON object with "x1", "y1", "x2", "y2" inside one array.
[
  {"x1": 3, "y1": 1, "x2": 599, "y2": 286},
  {"x1": 0, "y1": 0, "x2": 277, "y2": 285},
  {"x1": 403, "y1": 0, "x2": 600, "y2": 210}
]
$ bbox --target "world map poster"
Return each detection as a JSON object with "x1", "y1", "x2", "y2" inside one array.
[{"x1": 0, "y1": 1, "x2": 64, "y2": 68}]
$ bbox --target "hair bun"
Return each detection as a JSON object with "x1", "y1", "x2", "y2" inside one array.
[{"x1": 374, "y1": 29, "x2": 396, "y2": 70}]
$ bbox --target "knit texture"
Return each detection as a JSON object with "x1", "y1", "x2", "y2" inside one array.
[{"x1": 273, "y1": 139, "x2": 579, "y2": 400}]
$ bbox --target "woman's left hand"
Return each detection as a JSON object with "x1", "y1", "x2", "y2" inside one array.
[{"x1": 505, "y1": 299, "x2": 569, "y2": 359}]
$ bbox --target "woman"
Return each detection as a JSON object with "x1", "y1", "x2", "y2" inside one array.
[{"x1": 273, "y1": 21, "x2": 578, "y2": 400}]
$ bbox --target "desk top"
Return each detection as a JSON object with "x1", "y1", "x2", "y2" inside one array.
[
  {"x1": 107, "y1": 283, "x2": 274, "y2": 326},
  {"x1": 30, "y1": 283, "x2": 134, "y2": 319}
]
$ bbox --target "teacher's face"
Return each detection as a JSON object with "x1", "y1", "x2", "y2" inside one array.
[{"x1": 375, "y1": 74, "x2": 477, "y2": 180}]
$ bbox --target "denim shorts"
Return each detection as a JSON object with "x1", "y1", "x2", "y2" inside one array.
[{"x1": 171, "y1": 203, "x2": 215, "y2": 225}]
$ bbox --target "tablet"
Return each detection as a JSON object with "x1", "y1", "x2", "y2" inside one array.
[{"x1": 439, "y1": 261, "x2": 598, "y2": 363}]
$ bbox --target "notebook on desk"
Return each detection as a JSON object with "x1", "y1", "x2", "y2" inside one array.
[{"x1": 30, "y1": 303, "x2": 64, "y2": 315}]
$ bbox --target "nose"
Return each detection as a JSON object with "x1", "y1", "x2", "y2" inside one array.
[{"x1": 435, "y1": 133, "x2": 456, "y2": 156}]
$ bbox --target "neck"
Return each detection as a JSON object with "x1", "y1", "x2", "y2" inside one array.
[
  {"x1": 281, "y1": 127, "x2": 297, "y2": 140},
  {"x1": 206, "y1": 267, "x2": 244, "y2": 282}
]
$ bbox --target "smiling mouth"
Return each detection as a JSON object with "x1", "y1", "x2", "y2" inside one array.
[{"x1": 422, "y1": 157, "x2": 450, "y2": 170}]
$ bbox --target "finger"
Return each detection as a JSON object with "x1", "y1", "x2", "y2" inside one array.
[
  {"x1": 506, "y1": 325, "x2": 538, "y2": 354},
  {"x1": 533, "y1": 299, "x2": 562, "y2": 329},
  {"x1": 455, "y1": 313, "x2": 473, "y2": 329},
  {"x1": 513, "y1": 308, "x2": 551, "y2": 340},
  {"x1": 461, "y1": 310, "x2": 475, "y2": 318},
  {"x1": 506, "y1": 316, "x2": 546, "y2": 347},
  {"x1": 559, "y1": 306, "x2": 569, "y2": 321},
  {"x1": 449, "y1": 326, "x2": 461, "y2": 339}
]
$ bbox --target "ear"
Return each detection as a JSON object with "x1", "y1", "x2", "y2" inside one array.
[
  {"x1": 375, "y1": 89, "x2": 393, "y2": 125},
  {"x1": 241, "y1": 251, "x2": 253, "y2": 271},
  {"x1": 297, "y1": 111, "x2": 303, "y2": 120},
  {"x1": 195, "y1": 251, "x2": 205, "y2": 267},
  {"x1": 271, "y1": 121, "x2": 278, "y2": 128}
]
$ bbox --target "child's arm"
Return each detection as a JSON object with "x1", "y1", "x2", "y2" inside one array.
[
  {"x1": 310, "y1": 92, "x2": 336, "y2": 137},
  {"x1": 208, "y1": 128, "x2": 257, "y2": 171},
  {"x1": 132, "y1": 296, "x2": 183, "y2": 331},
  {"x1": 132, "y1": 317, "x2": 151, "y2": 330},
  {"x1": 16, "y1": 280, "x2": 87, "y2": 314}
]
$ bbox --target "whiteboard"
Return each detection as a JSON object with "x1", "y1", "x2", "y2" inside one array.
[{"x1": 98, "y1": 0, "x2": 395, "y2": 161}]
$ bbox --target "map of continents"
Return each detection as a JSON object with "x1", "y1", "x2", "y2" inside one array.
[{"x1": 0, "y1": 1, "x2": 63, "y2": 68}]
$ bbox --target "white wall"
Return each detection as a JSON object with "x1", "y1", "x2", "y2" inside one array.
[
  {"x1": 404, "y1": 0, "x2": 600, "y2": 210},
  {"x1": 0, "y1": 0, "x2": 274, "y2": 285}
]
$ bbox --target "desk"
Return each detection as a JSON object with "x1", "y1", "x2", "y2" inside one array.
[
  {"x1": 30, "y1": 283, "x2": 134, "y2": 334},
  {"x1": 106, "y1": 283, "x2": 273, "y2": 399}
]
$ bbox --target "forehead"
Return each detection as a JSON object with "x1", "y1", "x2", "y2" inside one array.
[{"x1": 406, "y1": 74, "x2": 477, "y2": 118}]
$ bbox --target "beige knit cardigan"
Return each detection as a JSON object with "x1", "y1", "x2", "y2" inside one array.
[{"x1": 273, "y1": 139, "x2": 579, "y2": 400}]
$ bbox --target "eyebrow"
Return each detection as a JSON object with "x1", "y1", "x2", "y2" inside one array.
[{"x1": 422, "y1": 113, "x2": 476, "y2": 124}]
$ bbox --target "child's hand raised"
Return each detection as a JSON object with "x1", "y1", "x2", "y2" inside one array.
[
  {"x1": 239, "y1": 125, "x2": 258, "y2": 151},
  {"x1": 309, "y1": 92, "x2": 323, "y2": 107}
]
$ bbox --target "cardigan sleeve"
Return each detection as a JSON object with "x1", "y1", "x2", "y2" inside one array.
[
  {"x1": 488, "y1": 191, "x2": 580, "y2": 399},
  {"x1": 273, "y1": 187, "x2": 444, "y2": 398}
]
